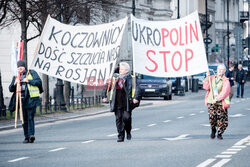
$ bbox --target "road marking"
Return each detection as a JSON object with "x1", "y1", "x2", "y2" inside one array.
[
  {"x1": 227, "y1": 148, "x2": 241, "y2": 151},
  {"x1": 49, "y1": 147, "x2": 66, "y2": 152},
  {"x1": 200, "y1": 110, "x2": 205, "y2": 113},
  {"x1": 221, "y1": 151, "x2": 237, "y2": 154},
  {"x1": 177, "y1": 116, "x2": 184, "y2": 119},
  {"x1": 189, "y1": 113, "x2": 196, "y2": 116},
  {"x1": 200, "y1": 124, "x2": 210, "y2": 127},
  {"x1": 82, "y1": 140, "x2": 95, "y2": 144},
  {"x1": 215, "y1": 155, "x2": 232, "y2": 158},
  {"x1": 163, "y1": 134, "x2": 191, "y2": 141},
  {"x1": 211, "y1": 159, "x2": 231, "y2": 167},
  {"x1": 232, "y1": 145, "x2": 246, "y2": 148},
  {"x1": 147, "y1": 123, "x2": 156, "y2": 127},
  {"x1": 246, "y1": 108, "x2": 250, "y2": 111},
  {"x1": 234, "y1": 135, "x2": 250, "y2": 146},
  {"x1": 107, "y1": 133, "x2": 118, "y2": 137},
  {"x1": 163, "y1": 120, "x2": 172, "y2": 123},
  {"x1": 8, "y1": 157, "x2": 29, "y2": 162},
  {"x1": 229, "y1": 114, "x2": 246, "y2": 118},
  {"x1": 131, "y1": 128, "x2": 140, "y2": 131},
  {"x1": 196, "y1": 158, "x2": 216, "y2": 167}
]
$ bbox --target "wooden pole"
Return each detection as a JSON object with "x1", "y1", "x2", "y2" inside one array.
[{"x1": 14, "y1": 83, "x2": 19, "y2": 128}]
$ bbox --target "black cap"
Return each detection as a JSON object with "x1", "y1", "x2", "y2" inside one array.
[{"x1": 17, "y1": 60, "x2": 26, "y2": 68}]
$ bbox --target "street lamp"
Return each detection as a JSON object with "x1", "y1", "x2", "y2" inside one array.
[{"x1": 55, "y1": 0, "x2": 67, "y2": 112}]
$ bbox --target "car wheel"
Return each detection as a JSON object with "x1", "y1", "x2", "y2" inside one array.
[
  {"x1": 164, "y1": 96, "x2": 168, "y2": 100},
  {"x1": 168, "y1": 94, "x2": 172, "y2": 100}
]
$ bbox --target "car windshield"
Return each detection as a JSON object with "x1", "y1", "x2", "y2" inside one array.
[
  {"x1": 142, "y1": 75, "x2": 166, "y2": 80},
  {"x1": 208, "y1": 65, "x2": 217, "y2": 74}
]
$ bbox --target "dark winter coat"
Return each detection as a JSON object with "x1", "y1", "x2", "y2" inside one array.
[
  {"x1": 236, "y1": 69, "x2": 246, "y2": 84},
  {"x1": 225, "y1": 70, "x2": 234, "y2": 87},
  {"x1": 102, "y1": 73, "x2": 141, "y2": 112},
  {"x1": 8, "y1": 70, "x2": 43, "y2": 112}
]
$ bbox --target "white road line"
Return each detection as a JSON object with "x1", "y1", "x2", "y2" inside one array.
[
  {"x1": 107, "y1": 133, "x2": 118, "y2": 137},
  {"x1": 232, "y1": 145, "x2": 246, "y2": 148},
  {"x1": 211, "y1": 159, "x2": 231, "y2": 167},
  {"x1": 215, "y1": 155, "x2": 232, "y2": 158},
  {"x1": 189, "y1": 113, "x2": 196, "y2": 116},
  {"x1": 227, "y1": 148, "x2": 241, "y2": 151},
  {"x1": 49, "y1": 147, "x2": 66, "y2": 152},
  {"x1": 8, "y1": 157, "x2": 29, "y2": 163},
  {"x1": 221, "y1": 152, "x2": 237, "y2": 154},
  {"x1": 147, "y1": 123, "x2": 156, "y2": 127},
  {"x1": 234, "y1": 135, "x2": 250, "y2": 146},
  {"x1": 196, "y1": 159, "x2": 216, "y2": 167},
  {"x1": 177, "y1": 116, "x2": 184, "y2": 119},
  {"x1": 163, "y1": 120, "x2": 172, "y2": 123},
  {"x1": 82, "y1": 140, "x2": 95, "y2": 144},
  {"x1": 131, "y1": 128, "x2": 140, "y2": 131},
  {"x1": 200, "y1": 124, "x2": 210, "y2": 127},
  {"x1": 200, "y1": 111, "x2": 205, "y2": 113}
]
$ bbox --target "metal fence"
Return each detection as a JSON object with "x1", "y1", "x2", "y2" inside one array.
[{"x1": 0, "y1": 95, "x2": 102, "y2": 119}]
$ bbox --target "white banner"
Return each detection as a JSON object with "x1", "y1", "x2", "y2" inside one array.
[
  {"x1": 131, "y1": 11, "x2": 208, "y2": 77},
  {"x1": 31, "y1": 16, "x2": 128, "y2": 85}
]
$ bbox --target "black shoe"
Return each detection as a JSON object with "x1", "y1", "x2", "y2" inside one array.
[
  {"x1": 237, "y1": 96, "x2": 239, "y2": 98},
  {"x1": 241, "y1": 96, "x2": 243, "y2": 98},
  {"x1": 23, "y1": 138, "x2": 29, "y2": 144},
  {"x1": 117, "y1": 138, "x2": 124, "y2": 142},
  {"x1": 210, "y1": 128, "x2": 216, "y2": 139},
  {"x1": 217, "y1": 134, "x2": 223, "y2": 140},
  {"x1": 29, "y1": 136, "x2": 35, "y2": 143},
  {"x1": 127, "y1": 132, "x2": 132, "y2": 140}
]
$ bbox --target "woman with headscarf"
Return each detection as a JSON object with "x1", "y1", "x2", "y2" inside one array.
[{"x1": 203, "y1": 64, "x2": 230, "y2": 140}]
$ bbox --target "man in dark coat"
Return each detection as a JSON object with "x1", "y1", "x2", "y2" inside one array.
[
  {"x1": 102, "y1": 62, "x2": 141, "y2": 142},
  {"x1": 236, "y1": 64, "x2": 246, "y2": 98},
  {"x1": 9, "y1": 60, "x2": 43, "y2": 143}
]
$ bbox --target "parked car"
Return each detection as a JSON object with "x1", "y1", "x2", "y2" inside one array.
[
  {"x1": 137, "y1": 74, "x2": 172, "y2": 100},
  {"x1": 192, "y1": 69, "x2": 214, "y2": 89},
  {"x1": 170, "y1": 77, "x2": 186, "y2": 93}
]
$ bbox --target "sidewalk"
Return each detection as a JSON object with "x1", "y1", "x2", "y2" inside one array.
[{"x1": 0, "y1": 89, "x2": 208, "y2": 131}]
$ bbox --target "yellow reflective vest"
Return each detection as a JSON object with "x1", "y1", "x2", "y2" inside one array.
[
  {"x1": 109, "y1": 75, "x2": 136, "y2": 101},
  {"x1": 26, "y1": 71, "x2": 40, "y2": 98}
]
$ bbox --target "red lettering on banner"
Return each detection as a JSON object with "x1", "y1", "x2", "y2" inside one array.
[
  {"x1": 170, "y1": 28, "x2": 178, "y2": 46},
  {"x1": 190, "y1": 21, "x2": 199, "y2": 43},
  {"x1": 185, "y1": 49, "x2": 193, "y2": 71},
  {"x1": 179, "y1": 26, "x2": 184, "y2": 46},
  {"x1": 161, "y1": 28, "x2": 169, "y2": 47},
  {"x1": 159, "y1": 51, "x2": 170, "y2": 72},
  {"x1": 145, "y1": 50, "x2": 158, "y2": 72},
  {"x1": 171, "y1": 51, "x2": 182, "y2": 71},
  {"x1": 185, "y1": 22, "x2": 188, "y2": 44}
]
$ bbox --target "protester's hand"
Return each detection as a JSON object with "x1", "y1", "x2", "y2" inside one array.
[
  {"x1": 231, "y1": 77, "x2": 234, "y2": 80},
  {"x1": 133, "y1": 99, "x2": 139, "y2": 104},
  {"x1": 14, "y1": 78, "x2": 20, "y2": 85},
  {"x1": 23, "y1": 78, "x2": 29, "y2": 83},
  {"x1": 242, "y1": 80, "x2": 245, "y2": 83},
  {"x1": 212, "y1": 99, "x2": 217, "y2": 104},
  {"x1": 103, "y1": 98, "x2": 107, "y2": 103},
  {"x1": 206, "y1": 71, "x2": 210, "y2": 77}
]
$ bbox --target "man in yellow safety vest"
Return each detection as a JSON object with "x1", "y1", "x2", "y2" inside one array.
[{"x1": 9, "y1": 60, "x2": 43, "y2": 143}]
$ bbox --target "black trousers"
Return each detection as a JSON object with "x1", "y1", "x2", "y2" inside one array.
[
  {"x1": 22, "y1": 107, "x2": 36, "y2": 138},
  {"x1": 115, "y1": 107, "x2": 132, "y2": 139}
]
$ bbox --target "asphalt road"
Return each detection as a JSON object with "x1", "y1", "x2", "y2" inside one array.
[{"x1": 0, "y1": 87, "x2": 250, "y2": 167}]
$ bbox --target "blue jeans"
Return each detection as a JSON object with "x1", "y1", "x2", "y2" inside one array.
[
  {"x1": 237, "y1": 83, "x2": 244, "y2": 97},
  {"x1": 22, "y1": 107, "x2": 36, "y2": 138}
]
